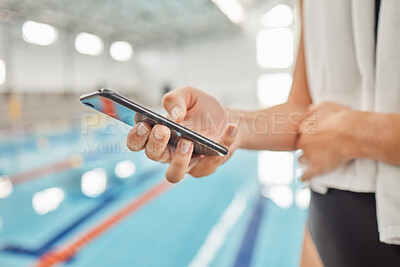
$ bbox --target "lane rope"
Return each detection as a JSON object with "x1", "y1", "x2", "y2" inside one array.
[
  {"x1": 34, "y1": 180, "x2": 172, "y2": 267},
  {"x1": 10, "y1": 155, "x2": 83, "y2": 185}
]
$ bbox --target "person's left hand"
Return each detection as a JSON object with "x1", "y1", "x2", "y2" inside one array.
[{"x1": 298, "y1": 102, "x2": 355, "y2": 181}]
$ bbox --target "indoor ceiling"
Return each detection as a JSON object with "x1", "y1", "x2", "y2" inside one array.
[{"x1": 0, "y1": 0, "x2": 256, "y2": 48}]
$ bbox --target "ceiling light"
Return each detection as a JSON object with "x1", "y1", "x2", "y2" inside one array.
[
  {"x1": 81, "y1": 168, "x2": 107, "y2": 197},
  {"x1": 110, "y1": 41, "x2": 133, "y2": 62},
  {"x1": 0, "y1": 175, "x2": 13, "y2": 198},
  {"x1": 32, "y1": 187, "x2": 65, "y2": 215},
  {"x1": 295, "y1": 187, "x2": 311, "y2": 209},
  {"x1": 257, "y1": 28, "x2": 293, "y2": 68},
  {"x1": 114, "y1": 160, "x2": 136, "y2": 179},
  {"x1": 75, "y1": 32, "x2": 103, "y2": 56},
  {"x1": 211, "y1": 0, "x2": 245, "y2": 24},
  {"x1": 260, "y1": 4, "x2": 294, "y2": 27},
  {"x1": 262, "y1": 185, "x2": 293, "y2": 209},
  {"x1": 257, "y1": 73, "x2": 292, "y2": 107},
  {"x1": 258, "y1": 151, "x2": 294, "y2": 185},
  {"x1": 22, "y1": 20, "x2": 58, "y2": 46},
  {"x1": 0, "y1": 59, "x2": 5, "y2": 86}
]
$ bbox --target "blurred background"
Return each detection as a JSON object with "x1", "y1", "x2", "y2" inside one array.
[{"x1": 0, "y1": 0, "x2": 310, "y2": 266}]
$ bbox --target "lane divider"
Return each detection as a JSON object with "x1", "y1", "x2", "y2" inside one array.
[
  {"x1": 233, "y1": 193, "x2": 266, "y2": 267},
  {"x1": 10, "y1": 155, "x2": 84, "y2": 185},
  {"x1": 34, "y1": 179, "x2": 172, "y2": 267},
  {"x1": 188, "y1": 191, "x2": 248, "y2": 267}
]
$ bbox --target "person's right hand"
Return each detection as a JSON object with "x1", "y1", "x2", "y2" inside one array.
[{"x1": 126, "y1": 86, "x2": 240, "y2": 183}]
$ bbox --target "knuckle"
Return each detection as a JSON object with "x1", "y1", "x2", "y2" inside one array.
[
  {"x1": 147, "y1": 138, "x2": 168, "y2": 152},
  {"x1": 144, "y1": 147, "x2": 162, "y2": 161},
  {"x1": 155, "y1": 124, "x2": 171, "y2": 137},
  {"x1": 187, "y1": 86, "x2": 199, "y2": 94},
  {"x1": 183, "y1": 86, "x2": 193, "y2": 91},
  {"x1": 180, "y1": 86, "x2": 196, "y2": 94}
]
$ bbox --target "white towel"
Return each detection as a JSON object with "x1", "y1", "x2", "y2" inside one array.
[{"x1": 303, "y1": 0, "x2": 400, "y2": 244}]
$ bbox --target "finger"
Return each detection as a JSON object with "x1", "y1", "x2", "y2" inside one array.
[
  {"x1": 307, "y1": 104, "x2": 317, "y2": 113},
  {"x1": 301, "y1": 167, "x2": 317, "y2": 181},
  {"x1": 295, "y1": 149, "x2": 304, "y2": 158},
  {"x1": 165, "y1": 139, "x2": 194, "y2": 183},
  {"x1": 186, "y1": 156, "x2": 202, "y2": 173},
  {"x1": 298, "y1": 155, "x2": 309, "y2": 165},
  {"x1": 162, "y1": 87, "x2": 199, "y2": 122},
  {"x1": 144, "y1": 124, "x2": 171, "y2": 161},
  {"x1": 159, "y1": 145, "x2": 175, "y2": 164},
  {"x1": 134, "y1": 112, "x2": 156, "y2": 126},
  {"x1": 189, "y1": 123, "x2": 237, "y2": 178},
  {"x1": 134, "y1": 113, "x2": 142, "y2": 124},
  {"x1": 126, "y1": 122, "x2": 151, "y2": 151}
]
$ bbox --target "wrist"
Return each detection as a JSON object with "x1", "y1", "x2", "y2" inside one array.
[
  {"x1": 337, "y1": 109, "x2": 364, "y2": 159},
  {"x1": 225, "y1": 106, "x2": 246, "y2": 149},
  {"x1": 338, "y1": 109, "x2": 391, "y2": 160}
]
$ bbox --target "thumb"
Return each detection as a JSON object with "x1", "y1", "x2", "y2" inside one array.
[
  {"x1": 162, "y1": 87, "x2": 197, "y2": 123},
  {"x1": 307, "y1": 104, "x2": 316, "y2": 113},
  {"x1": 220, "y1": 123, "x2": 238, "y2": 151}
]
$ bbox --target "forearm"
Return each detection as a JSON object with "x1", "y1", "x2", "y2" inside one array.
[
  {"x1": 227, "y1": 101, "x2": 308, "y2": 151},
  {"x1": 344, "y1": 110, "x2": 400, "y2": 165},
  {"x1": 230, "y1": 0, "x2": 310, "y2": 152}
]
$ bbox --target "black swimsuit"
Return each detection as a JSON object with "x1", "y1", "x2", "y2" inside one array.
[{"x1": 309, "y1": 189, "x2": 400, "y2": 267}]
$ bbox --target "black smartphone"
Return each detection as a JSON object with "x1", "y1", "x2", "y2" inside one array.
[{"x1": 80, "y1": 88, "x2": 228, "y2": 156}]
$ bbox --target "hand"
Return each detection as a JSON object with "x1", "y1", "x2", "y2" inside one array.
[
  {"x1": 298, "y1": 102, "x2": 355, "y2": 181},
  {"x1": 126, "y1": 87, "x2": 240, "y2": 183}
]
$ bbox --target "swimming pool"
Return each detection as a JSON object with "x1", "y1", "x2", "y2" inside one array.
[{"x1": 0, "y1": 125, "x2": 308, "y2": 267}]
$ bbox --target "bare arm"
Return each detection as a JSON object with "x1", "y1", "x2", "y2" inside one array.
[
  {"x1": 342, "y1": 111, "x2": 400, "y2": 165},
  {"x1": 126, "y1": 0, "x2": 312, "y2": 182},
  {"x1": 231, "y1": 3, "x2": 312, "y2": 151}
]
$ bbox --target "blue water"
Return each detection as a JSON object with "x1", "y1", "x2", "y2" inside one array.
[{"x1": 0, "y1": 126, "x2": 308, "y2": 267}]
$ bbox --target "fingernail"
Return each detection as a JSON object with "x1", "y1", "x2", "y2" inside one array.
[
  {"x1": 228, "y1": 124, "x2": 238, "y2": 137},
  {"x1": 154, "y1": 128, "x2": 164, "y2": 140},
  {"x1": 180, "y1": 139, "x2": 191, "y2": 154},
  {"x1": 137, "y1": 124, "x2": 148, "y2": 136},
  {"x1": 171, "y1": 106, "x2": 181, "y2": 121}
]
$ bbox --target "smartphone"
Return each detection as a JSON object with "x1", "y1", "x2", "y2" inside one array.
[{"x1": 80, "y1": 88, "x2": 228, "y2": 156}]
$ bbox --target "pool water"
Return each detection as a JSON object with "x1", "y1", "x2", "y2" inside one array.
[{"x1": 0, "y1": 125, "x2": 308, "y2": 267}]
